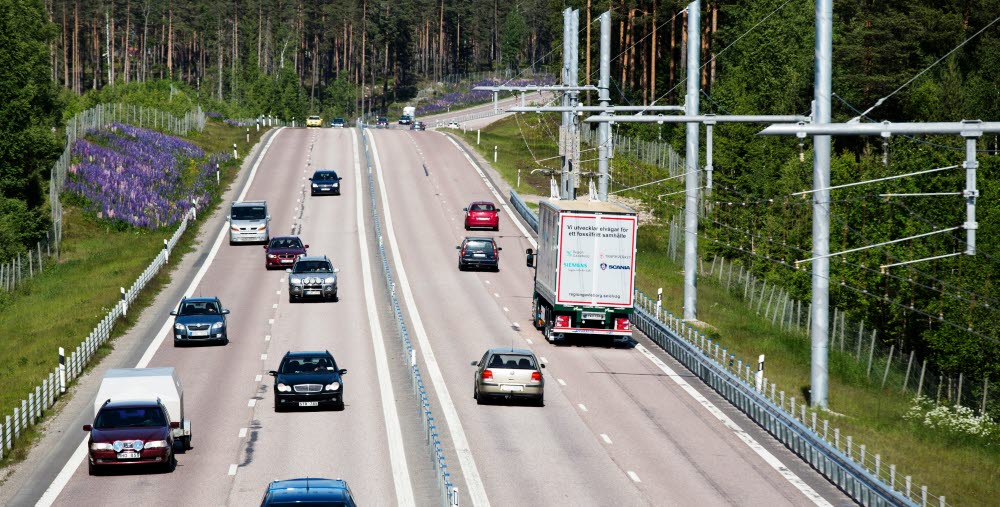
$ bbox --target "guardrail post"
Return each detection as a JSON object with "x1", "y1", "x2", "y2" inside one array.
[
  {"x1": 163, "y1": 239, "x2": 169, "y2": 263},
  {"x1": 58, "y1": 347, "x2": 66, "y2": 394},
  {"x1": 4, "y1": 415, "x2": 10, "y2": 450}
]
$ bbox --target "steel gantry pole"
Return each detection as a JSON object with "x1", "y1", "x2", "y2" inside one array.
[
  {"x1": 683, "y1": 0, "x2": 701, "y2": 321},
  {"x1": 597, "y1": 11, "x2": 612, "y2": 201},
  {"x1": 570, "y1": 9, "x2": 581, "y2": 199},
  {"x1": 561, "y1": 8, "x2": 573, "y2": 200},
  {"x1": 811, "y1": 0, "x2": 833, "y2": 409}
]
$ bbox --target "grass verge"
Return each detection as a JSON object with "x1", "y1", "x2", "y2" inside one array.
[
  {"x1": 456, "y1": 115, "x2": 1000, "y2": 505},
  {"x1": 0, "y1": 118, "x2": 270, "y2": 467}
]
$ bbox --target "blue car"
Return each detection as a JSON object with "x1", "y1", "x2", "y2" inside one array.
[
  {"x1": 260, "y1": 478, "x2": 357, "y2": 506},
  {"x1": 171, "y1": 297, "x2": 230, "y2": 346}
]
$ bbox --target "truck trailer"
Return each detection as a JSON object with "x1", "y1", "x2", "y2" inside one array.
[{"x1": 526, "y1": 199, "x2": 638, "y2": 343}]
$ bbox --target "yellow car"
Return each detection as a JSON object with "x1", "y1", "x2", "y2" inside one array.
[{"x1": 306, "y1": 115, "x2": 323, "y2": 128}]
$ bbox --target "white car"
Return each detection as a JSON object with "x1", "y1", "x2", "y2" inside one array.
[{"x1": 448, "y1": 121, "x2": 460, "y2": 129}]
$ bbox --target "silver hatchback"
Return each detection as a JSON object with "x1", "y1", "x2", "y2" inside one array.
[{"x1": 471, "y1": 348, "x2": 545, "y2": 406}]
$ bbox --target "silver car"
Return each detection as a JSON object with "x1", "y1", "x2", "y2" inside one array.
[
  {"x1": 229, "y1": 201, "x2": 270, "y2": 244},
  {"x1": 287, "y1": 255, "x2": 339, "y2": 302},
  {"x1": 472, "y1": 348, "x2": 545, "y2": 406}
]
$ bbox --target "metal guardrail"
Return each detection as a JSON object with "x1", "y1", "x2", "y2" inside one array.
[
  {"x1": 0, "y1": 208, "x2": 195, "y2": 461},
  {"x1": 359, "y1": 120, "x2": 458, "y2": 507},
  {"x1": 431, "y1": 108, "x2": 507, "y2": 129},
  {"x1": 505, "y1": 190, "x2": 928, "y2": 506}
]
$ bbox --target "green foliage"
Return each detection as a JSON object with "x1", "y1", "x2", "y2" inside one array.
[{"x1": 502, "y1": 6, "x2": 529, "y2": 70}]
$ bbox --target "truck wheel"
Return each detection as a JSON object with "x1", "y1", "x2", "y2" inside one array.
[{"x1": 183, "y1": 436, "x2": 192, "y2": 451}]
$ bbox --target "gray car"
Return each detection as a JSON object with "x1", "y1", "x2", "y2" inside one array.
[
  {"x1": 287, "y1": 255, "x2": 339, "y2": 302},
  {"x1": 472, "y1": 348, "x2": 545, "y2": 406}
]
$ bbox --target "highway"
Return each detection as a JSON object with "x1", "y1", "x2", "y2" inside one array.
[{"x1": 0, "y1": 124, "x2": 851, "y2": 506}]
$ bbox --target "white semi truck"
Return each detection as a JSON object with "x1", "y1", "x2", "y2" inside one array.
[
  {"x1": 400, "y1": 106, "x2": 416, "y2": 125},
  {"x1": 525, "y1": 200, "x2": 638, "y2": 343}
]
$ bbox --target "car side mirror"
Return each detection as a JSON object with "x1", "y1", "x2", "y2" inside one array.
[
  {"x1": 267, "y1": 215, "x2": 272, "y2": 221},
  {"x1": 82, "y1": 424, "x2": 92, "y2": 431},
  {"x1": 285, "y1": 268, "x2": 292, "y2": 273},
  {"x1": 304, "y1": 244, "x2": 310, "y2": 249},
  {"x1": 338, "y1": 369, "x2": 348, "y2": 375},
  {"x1": 308, "y1": 177, "x2": 313, "y2": 180},
  {"x1": 170, "y1": 421, "x2": 180, "y2": 429},
  {"x1": 226, "y1": 215, "x2": 231, "y2": 221},
  {"x1": 222, "y1": 309, "x2": 231, "y2": 315},
  {"x1": 169, "y1": 310, "x2": 177, "y2": 316},
  {"x1": 526, "y1": 250, "x2": 535, "y2": 268},
  {"x1": 463, "y1": 207, "x2": 468, "y2": 211},
  {"x1": 455, "y1": 246, "x2": 461, "y2": 250},
  {"x1": 497, "y1": 247, "x2": 503, "y2": 251},
  {"x1": 263, "y1": 245, "x2": 268, "y2": 249},
  {"x1": 470, "y1": 361, "x2": 478, "y2": 366},
  {"x1": 541, "y1": 363, "x2": 546, "y2": 368},
  {"x1": 268, "y1": 370, "x2": 278, "y2": 376}
]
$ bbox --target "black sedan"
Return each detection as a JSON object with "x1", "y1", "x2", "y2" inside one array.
[
  {"x1": 457, "y1": 237, "x2": 501, "y2": 271},
  {"x1": 309, "y1": 170, "x2": 342, "y2": 196},
  {"x1": 270, "y1": 351, "x2": 347, "y2": 411},
  {"x1": 171, "y1": 297, "x2": 230, "y2": 346}
]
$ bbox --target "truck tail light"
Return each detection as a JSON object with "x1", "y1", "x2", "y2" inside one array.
[
  {"x1": 481, "y1": 369, "x2": 493, "y2": 380},
  {"x1": 615, "y1": 317, "x2": 631, "y2": 331},
  {"x1": 555, "y1": 315, "x2": 570, "y2": 328},
  {"x1": 530, "y1": 371, "x2": 542, "y2": 382}
]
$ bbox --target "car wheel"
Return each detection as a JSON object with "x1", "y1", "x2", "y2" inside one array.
[
  {"x1": 289, "y1": 294, "x2": 295, "y2": 303},
  {"x1": 221, "y1": 336, "x2": 230, "y2": 345},
  {"x1": 173, "y1": 339, "x2": 180, "y2": 348},
  {"x1": 476, "y1": 388, "x2": 486, "y2": 405},
  {"x1": 88, "y1": 460, "x2": 99, "y2": 476},
  {"x1": 334, "y1": 400, "x2": 345, "y2": 411},
  {"x1": 332, "y1": 292, "x2": 339, "y2": 302},
  {"x1": 494, "y1": 225, "x2": 500, "y2": 231},
  {"x1": 162, "y1": 453, "x2": 177, "y2": 473},
  {"x1": 464, "y1": 223, "x2": 470, "y2": 231},
  {"x1": 536, "y1": 394, "x2": 545, "y2": 407},
  {"x1": 458, "y1": 262, "x2": 465, "y2": 271},
  {"x1": 274, "y1": 396, "x2": 283, "y2": 412}
]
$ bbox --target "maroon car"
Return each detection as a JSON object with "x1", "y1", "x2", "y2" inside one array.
[
  {"x1": 264, "y1": 236, "x2": 308, "y2": 269},
  {"x1": 464, "y1": 202, "x2": 500, "y2": 231},
  {"x1": 83, "y1": 400, "x2": 178, "y2": 475}
]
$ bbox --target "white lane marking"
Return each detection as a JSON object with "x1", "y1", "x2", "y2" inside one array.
[
  {"x1": 280, "y1": 277, "x2": 286, "y2": 283},
  {"x1": 512, "y1": 322, "x2": 520, "y2": 330},
  {"x1": 601, "y1": 433, "x2": 613, "y2": 444},
  {"x1": 248, "y1": 399, "x2": 256, "y2": 408},
  {"x1": 503, "y1": 307, "x2": 509, "y2": 312},
  {"x1": 540, "y1": 356, "x2": 548, "y2": 364},
  {"x1": 276, "y1": 290, "x2": 281, "y2": 295},
  {"x1": 272, "y1": 303, "x2": 278, "y2": 309},
  {"x1": 260, "y1": 354, "x2": 267, "y2": 361},
  {"x1": 525, "y1": 338, "x2": 533, "y2": 345},
  {"x1": 444, "y1": 136, "x2": 536, "y2": 249},
  {"x1": 627, "y1": 471, "x2": 641, "y2": 483},
  {"x1": 238, "y1": 428, "x2": 248, "y2": 438},
  {"x1": 34, "y1": 128, "x2": 286, "y2": 507},
  {"x1": 368, "y1": 131, "x2": 490, "y2": 507},
  {"x1": 255, "y1": 374, "x2": 263, "y2": 382},
  {"x1": 265, "y1": 335, "x2": 271, "y2": 342},
  {"x1": 484, "y1": 280, "x2": 490, "y2": 284},
  {"x1": 578, "y1": 404, "x2": 588, "y2": 412},
  {"x1": 635, "y1": 344, "x2": 832, "y2": 506},
  {"x1": 228, "y1": 464, "x2": 238, "y2": 476},
  {"x1": 557, "y1": 378, "x2": 567, "y2": 386},
  {"x1": 268, "y1": 318, "x2": 274, "y2": 325},
  {"x1": 353, "y1": 128, "x2": 416, "y2": 506},
  {"x1": 493, "y1": 292, "x2": 500, "y2": 298}
]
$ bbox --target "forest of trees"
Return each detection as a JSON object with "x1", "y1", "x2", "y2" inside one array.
[{"x1": 3, "y1": 0, "x2": 1000, "y2": 380}]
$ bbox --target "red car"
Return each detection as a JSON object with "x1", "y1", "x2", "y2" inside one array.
[
  {"x1": 83, "y1": 400, "x2": 178, "y2": 474},
  {"x1": 264, "y1": 236, "x2": 308, "y2": 269},
  {"x1": 464, "y1": 202, "x2": 499, "y2": 231}
]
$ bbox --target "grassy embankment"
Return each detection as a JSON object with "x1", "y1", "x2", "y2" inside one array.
[
  {"x1": 0, "y1": 118, "x2": 269, "y2": 465},
  {"x1": 457, "y1": 114, "x2": 1000, "y2": 505}
]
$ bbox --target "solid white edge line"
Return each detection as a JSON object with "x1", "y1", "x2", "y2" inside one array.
[
  {"x1": 443, "y1": 135, "x2": 536, "y2": 249},
  {"x1": 34, "y1": 128, "x2": 285, "y2": 507},
  {"x1": 368, "y1": 131, "x2": 491, "y2": 507},
  {"x1": 634, "y1": 344, "x2": 832, "y2": 507},
  {"x1": 627, "y1": 471, "x2": 641, "y2": 483},
  {"x1": 352, "y1": 128, "x2": 415, "y2": 506},
  {"x1": 600, "y1": 433, "x2": 613, "y2": 444},
  {"x1": 578, "y1": 404, "x2": 588, "y2": 412}
]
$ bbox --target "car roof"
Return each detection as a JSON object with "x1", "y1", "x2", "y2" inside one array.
[
  {"x1": 181, "y1": 296, "x2": 220, "y2": 303},
  {"x1": 270, "y1": 236, "x2": 301, "y2": 242},
  {"x1": 312, "y1": 169, "x2": 338, "y2": 175},
  {"x1": 295, "y1": 255, "x2": 331, "y2": 263},
  {"x1": 333, "y1": 118, "x2": 344, "y2": 121},
  {"x1": 232, "y1": 200, "x2": 266, "y2": 207},
  {"x1": 468, "y1": 201, "x2": 495, "y2": 206},
  {"x1": 283, "y1": 351, "x2": 333, "y2": 358},
  {"x1": 101, "y1": 399, "x2": 162, "y2": 409},
  {"x1": 308, "y1": 115, "x2": 320, "y2": 118},
  {"x1": 486, "y1": 347, "x2": 535, "y2": 356},
  {"x1": 266, "y1": 478, "x2": 351, "y2": 501},
  {"x1": 464, "y1": 237, "x2": 496, "y2": 243}
]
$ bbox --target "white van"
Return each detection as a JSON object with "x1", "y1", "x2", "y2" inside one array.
[{"x1": 228, "y1": 200, "x2": 270, "y2": 244}]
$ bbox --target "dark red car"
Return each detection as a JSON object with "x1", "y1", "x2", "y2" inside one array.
[
  {"x1": 464, "y1": 202, "x2": 499, "y2": 231},
  {"x1": 83, "y1": 400, "x2": 178, "y2": 475},
  {"x1": 264, "y1": 236, "x2": 308, "y2": 269}
]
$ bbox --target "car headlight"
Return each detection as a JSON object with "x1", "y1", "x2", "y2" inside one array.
[
  {"x1": 212, "y1": 321, "x2": 224, "y2": 330},
  {"x1": 143, "y1": 440, "x2": 169, "y2": 449},
  {"x1": 174, "y1": 323, "x2": 185, "y2": 331},
  {"x1": 267, "y1": 254, "x2": 277, "y2": 258},
  {"x1": 325, "y1": 277, "x2": 336, "y2": 284},
  {"x1": 312, "y1": 183, "x2": 318, "y2": 187},
  {"x1": 257, "y1": 225, "x2": 266, "y2": 231},
  {"x1": 277, "y1": 383, "x2": 292, "y2": 392},
  {"x1": 325, "y1": 382, "x2": 341, "y2": 391},
  {"x1": 90, "y1": 442, "x2": 113, "y2": 451},
  {"x1": 332, "y1": 182, "x2": 339, "y2": 186}
]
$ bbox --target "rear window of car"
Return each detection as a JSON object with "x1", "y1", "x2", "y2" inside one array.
[
  {"x1": 179, "y1": 300, "x2": 221, "y2": 315},
  {"x1": 313, "y1": 171, "x2": 339, "y2": 181},
  {"x1": 293, "y1": 260, "x2": 333, "y2": 273},
  {"x1": 485, "y1": 354, "x2": 537, "y2": 369},
  {"x1": 231, "y1": 205, "x2": 266, "y2": 220},
  {"x1": 469, "y1": 203, "x2": 495, "y2": 212},
  {"x1": 464, "y1": 240, "x2": 495, "y2": 252},
  {"x1": 269, "y1": 238, "x2": 303, "y2": 249},
  {"x1": 94, "y1": 406, "x2": 167, "y2": 429},
  {"x1": 308, "y1": 116, "x2": 320, "y2": 120},
  {"x1": 280, "y1": 355, "x2": 337, "y2": 373}
]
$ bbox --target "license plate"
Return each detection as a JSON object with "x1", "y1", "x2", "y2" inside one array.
[
  {"x1": 583, "y1": 312, "x2": 605, "y2": 320},
  {"x1": 500, "y1": 385, "x2": 523, "y2": 392},
  {"x1": 298, "y1": 402, "x2": 319, "y2": 407},
  {"x1": 473, "y1": 253, "x2": 486, "y2": 258},
  {"x1": 478, "y1": 217, "x2": 489, "y2": 220},
  {"x1": 118, "y1": 452, "x2": 140, "y2": 459},
  {"x1": 305, "y1": 290, "x2": 321, "y2": 296},
  {"x1": 280, "y1": 259, "x2": 293, "y2": 263},
  {"x1": 190, "y1": 329, "x2": 209, "y2": 337}
]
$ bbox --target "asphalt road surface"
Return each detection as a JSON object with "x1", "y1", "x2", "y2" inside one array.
[{"x1": 1, "y1": 124, "x2": 852, "y2": 507}]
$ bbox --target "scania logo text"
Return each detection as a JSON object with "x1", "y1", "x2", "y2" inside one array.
[{"x1": 600, "y1": 263, "x2": 630, "y2": 270}]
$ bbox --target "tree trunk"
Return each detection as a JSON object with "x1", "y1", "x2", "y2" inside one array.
[
  {"x1": 63, "y1": 3, "x2": 69, "y2": 89},
  {"x1": 217, "y1": 26, "x2": 223, "y2": 100},
  {"x1": 258, "y1": 0, "x2": 262, "y2": 68},
  {"x1": 167, "y1": 5, "x2": 173, "y2": 78},
  {"x1": 650, "y1": 1, "x2": 657, "y2": 101},
  {"x1": 142, "y1": 0, "x2": 150, "y2": 82},
  {"x1": 124, "y1": 0, "x2": 131, "y2": 83},
  {"x1": 438, "y1": 0, "x2": 443, "y2": 81}
]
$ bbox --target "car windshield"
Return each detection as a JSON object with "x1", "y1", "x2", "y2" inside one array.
[
  {"x1": 269, "y1": 238, "x2": 303, "y2": 250},
  {"x1": 94, "y1": 406, "x2": 167, "y2": 429},
  {"x1": 280, "y1": 355, "x2": 337, "y2": 373},
  {"x1": 313, "y1": 171, "x2": 339, "y2": 181},
  {"x1": 464, "y1": 240, "x2": 495, "y2": 253},
  {"x1": 486, "y1": 354, "x2": 537, "y2": 370},
  {"x1": 293, "y1": 261, "x2": 333, "y2": 273},
  {"x1": 308, "y1": 116, "x2": 320, "y2": 120},
  {"x1": 378, "y1": 117, "x2": 388, "y2": 122},
  {"x1": 178, "y1": 300, "x2": 221, "y2": 315},
  {"x1": 470, "y1": 203, "x2": 495, "y2": 212},
  {"x1": 231, "y1": 205, "x2": 266, "y2": 220},
  {"x1": 334, "y1": 118, "x2": 344, "y2": 123}
]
